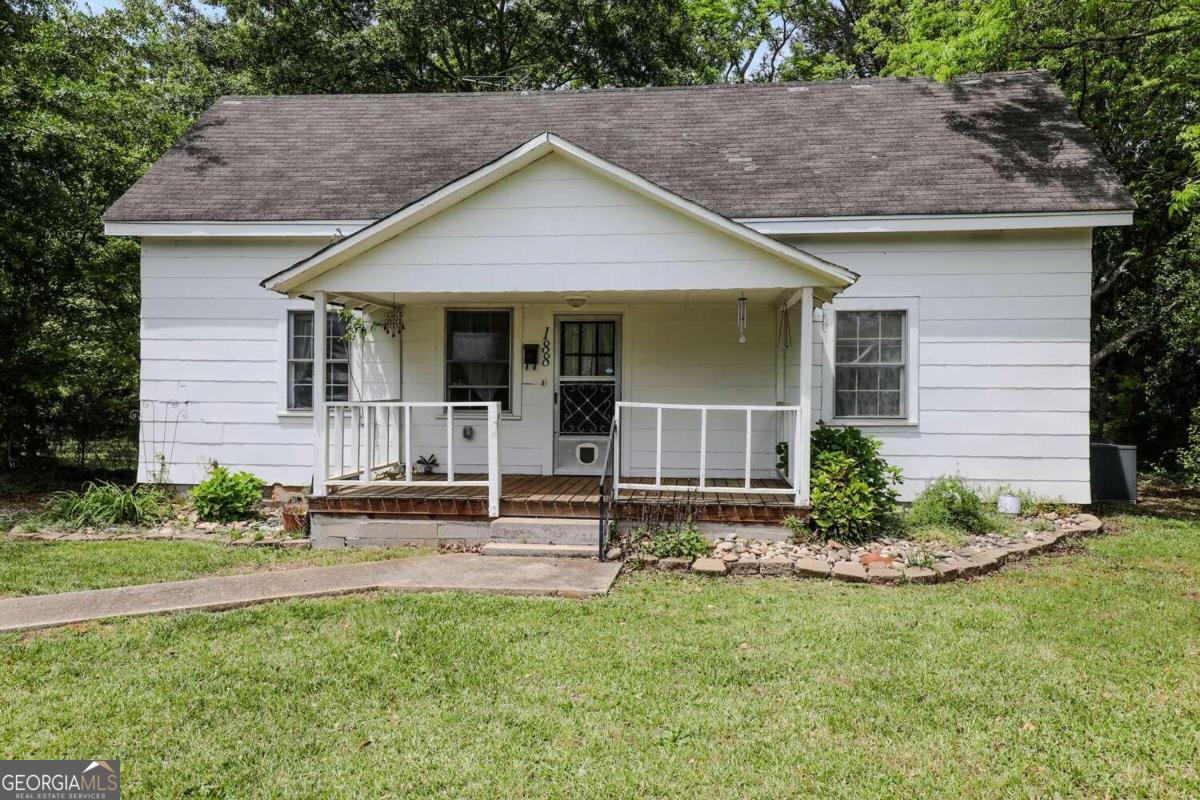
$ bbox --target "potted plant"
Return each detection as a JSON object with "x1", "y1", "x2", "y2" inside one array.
[
  {"x1": 282, "y1": 500, "x2": 308, "y2": 534},
  {"x1": 415, "y1": 454, "x2": 439, "y2": 475}
]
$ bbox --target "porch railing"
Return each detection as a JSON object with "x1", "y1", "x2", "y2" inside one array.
[
  {"x1": 612, "y1": 401, "x2": 810, "y2": 507},
  {"x1": 597, "y1": 420, "x2": 619, "y2": 560},
  {"x1": 319, "y1": 401, "x2": 501, "y2": 517}
]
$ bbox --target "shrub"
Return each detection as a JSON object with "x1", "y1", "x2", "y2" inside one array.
[
  {"x1": 190, "y1": 465, "x2": 265, "y2": 522},
  {"x1": 1179, "y1": 404, "x2": 1200, "y2": 486},
  {"x1": 907, "y1": 475, "x2": 1002, "y2": 534},
  {"x1": 808, "y1": 423, "x2": 902, "y2": 543},
  {"x1": 643, "y1": 523, "x2": 711, "y2": 559},
  {"x1": 41, "y1": 482, "x2": 173, "y2": 528}
]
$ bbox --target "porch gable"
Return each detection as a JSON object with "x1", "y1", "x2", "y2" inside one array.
[{"x1": 261, "y1": 133, "x2": 856, "y2": 300}]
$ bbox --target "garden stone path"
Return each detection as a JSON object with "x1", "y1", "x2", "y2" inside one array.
[{"x1": 0, "y1": 554, "x2": 622, "y2": 633}]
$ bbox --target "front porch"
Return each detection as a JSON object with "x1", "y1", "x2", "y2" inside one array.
[
  {"x1": 262, "y1": 138, "x2": 858, "y2": 543},
  {"x1": 312, "y1": 471, "x2": 800, "y2": 523}
]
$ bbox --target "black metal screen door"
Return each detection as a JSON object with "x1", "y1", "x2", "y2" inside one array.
[{"x1": 557, "y1": 320, "x2": 618, "y2": 436}]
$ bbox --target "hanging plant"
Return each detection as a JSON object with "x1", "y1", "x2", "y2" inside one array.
[{"x1": 336, "y1": 308, "x2": 373, "y2": 343}]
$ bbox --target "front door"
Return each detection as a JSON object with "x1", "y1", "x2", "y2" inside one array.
[{"x1": 553, "y1": 316, "x2": 620, "y2": 475}]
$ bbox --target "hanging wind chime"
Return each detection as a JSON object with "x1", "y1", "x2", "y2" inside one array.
[
  {"x1": 380, "y1": 294, "x2": 403, "y2": 337},
  {"x1": 736, "y1": 294, "x2": 748, "y2": 343}
]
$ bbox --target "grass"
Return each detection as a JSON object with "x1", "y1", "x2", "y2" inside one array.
[
  {"x1": 0, "y1": 540, "x2": 429, "y2": 597},
  {"x1": 0, "y1": 510, "x2": 1198, "y2": 798}
]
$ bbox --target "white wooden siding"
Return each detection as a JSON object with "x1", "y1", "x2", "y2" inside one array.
[
  {"x1": 302, "y1": 154, "x2": 835, "y2": 295},
  {"x1": 139, "y1": 175, "x2": 1094, "y2": 503},
  {"x1": 393, "y1": 301, "x2": 779, "y2": 478},
  {"x1": 788, "y1": 229, "x2": 1093, "y2": 502},
  {"x1": 138, "y1": 237, "x2": 399, "y2": 485}
]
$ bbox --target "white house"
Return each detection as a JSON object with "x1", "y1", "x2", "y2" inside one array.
[{"x1": 105, "y1": 72, "x2": 1133, "y2": 541}]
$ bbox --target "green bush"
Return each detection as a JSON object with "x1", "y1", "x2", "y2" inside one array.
[
  {"x1": 643, "y1": 524, "x2": 711, "y2": 560},
  {"x1": 907, "y1": 475, "x2": 1001, "y2": 533},
  {"x1": 189, "y1": 465, "x2": 265, "y2": 522},
  {"x1": 1179, "y1": 404, "x2": 1200, "y2": 486},
  {"x1": 41, "y1": 482, "x2": 173, "y2": 528},
  {"x1": 809, "y1": 423, "x2": 902, "y2": 544}
]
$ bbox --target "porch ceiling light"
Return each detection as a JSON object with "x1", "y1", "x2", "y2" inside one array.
[{"x1": 565, "y1": 295, "x2": 588, "y2": 308}]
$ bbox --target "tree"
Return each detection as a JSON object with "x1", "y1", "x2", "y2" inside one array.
[
  {"x1": 0, "y1": 0, "x2": 213, "y2": 466},
  {"x1": 859, "y1": 0, "x2": 1200, "y2": 462}
]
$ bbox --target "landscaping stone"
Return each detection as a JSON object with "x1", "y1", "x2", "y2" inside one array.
[
  {"x1": 831, "y1": 561, "x2": 868, "y2": 583},
  {"x1": 634, "y1": 553, "x2": 659, "y2": 568},
  {"x1": 902, "y1": 566, "x2": 938, "y2": 584},
  {"x1": 691, "y1": 558, "x2": 726, "y2": 576},
  {"x1": 794, "y1": 557, "x2": 831, "y2": 578},
  {"x1": 728, "y1": 559, "x2": 761, "y2": 577},
  {"x1": 866, "y1": 564, "x2": 902, "y2": 584},
  {"x1": 757, "y1": 556, "x2": 792, "y2": 576},
  {"x1": 658, "y1": 557, "x2": 692, "y2": 571}
]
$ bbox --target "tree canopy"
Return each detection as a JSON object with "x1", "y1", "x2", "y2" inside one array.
[{"x1": 1, "y1": 0, "x2": 1197, "y2": 474}]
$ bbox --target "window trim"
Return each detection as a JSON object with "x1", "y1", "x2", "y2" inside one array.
[
  {"x1": 441, "y1": 306, "x2": 521, "y2": 418},
  {"x1": 277, "y1": 302, "x2": 353, "y2": 417},
  {"x1": 821, "y1": 297, "x2": 919, "y2": 427}
]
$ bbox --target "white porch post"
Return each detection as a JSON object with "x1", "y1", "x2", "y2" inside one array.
[
  {"x1": 487, "y1": 402, "x2": 501, "y2": 518},
  {"x1": 312, "y1": 290, "x2": 329, "y2": 495},
  {"x1": 797, "y1": 286, "x2": 814, "y2": 507}
]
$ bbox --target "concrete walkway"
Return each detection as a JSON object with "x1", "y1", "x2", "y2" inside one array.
[{"x1": 0, "y1": 554, "x2": 623, "y2": 633}]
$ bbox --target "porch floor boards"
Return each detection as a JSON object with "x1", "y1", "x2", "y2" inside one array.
[{"x1": 311, "y1": 473, "x2": 800, "y2": 523}]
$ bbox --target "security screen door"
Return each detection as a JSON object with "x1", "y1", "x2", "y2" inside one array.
[{"x1": 553, "y1": 317, "x2": 620, "y2": 475}]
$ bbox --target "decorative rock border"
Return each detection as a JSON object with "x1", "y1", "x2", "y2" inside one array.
[{"x1": 628, "y1": 513, "x2": 1103, "y2": 584}]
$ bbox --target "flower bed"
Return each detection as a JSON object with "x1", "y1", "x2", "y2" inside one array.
[
  {"x1": 629, "y1": 513, "x2": 1104, "y2": 584},
  {"x1": 5, "y1": 501, "x2": 307, "y2": 548}
]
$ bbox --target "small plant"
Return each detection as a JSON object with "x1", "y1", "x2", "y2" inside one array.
[
  {"x1": 775, "y1": 441, "x2": 789, "y2": 475},
  {"x1": 906, "y1": 546, "x2": 936, "y2": 570},
  {"x1": 907, "y1": 475, "x2": 1002, "y2": 534},
  {"x1": 643, "y1": 523, "x2": 711, "y2": 560},
  {"x1": 415, "y1": 454, "x2": 439, "y2": 475},
  {"x1": 41, "y1": 482, "x2": 173, "y2": 528},
  {"x1": 781, "y1": 514, "x2": 813, "y2": 543},
  {"x1": 282, "y1": 500, "x2": 309, "y2": 535},
  {"x1": 190, "y1": 465, "x2": 265, "y2": 522},
  {"x1": 808, "y1": 423, "x2": 902, "y2": 544},
  {"x1": 148, "y1": 451, "x2": 171, "y2": 486}
]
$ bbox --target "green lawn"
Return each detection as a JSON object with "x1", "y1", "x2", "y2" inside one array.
[
  {"x1": 1, "y1": 511, "x2": 1198, "y2": 798},
  {"x1": 0, "y1": 539, "x2": 428, "y2": 597}
]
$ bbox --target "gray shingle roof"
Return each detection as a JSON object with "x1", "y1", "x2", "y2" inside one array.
[{"x1": 105, "y1": 71, "x2": 1133, "y2": 223}]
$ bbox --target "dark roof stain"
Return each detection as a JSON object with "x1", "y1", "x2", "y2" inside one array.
[{"x1": 105, "y1": 71, "x2": 1134, "y2": 222}]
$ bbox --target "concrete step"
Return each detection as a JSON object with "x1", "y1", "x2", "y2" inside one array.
[
  {"x1": 480, "y1": 542, "x2": 597, "y2": 559},
  {"x1": 489, "y1": 516, "x2": 599, "y2": 546}
]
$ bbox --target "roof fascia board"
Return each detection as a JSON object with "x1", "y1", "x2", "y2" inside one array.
[
  {"x1": 105, "y1": 210, "x2": 1133, "y2": 239},
  {"x1": 741, "y1": 210, "x2": 1133, "y2": 235},
  {"x1": 104, "y1": 220, "x2": 372, "y2": 237},
  {"x1": 263, "y1": 132, "x2": 857, "y2": 293}
]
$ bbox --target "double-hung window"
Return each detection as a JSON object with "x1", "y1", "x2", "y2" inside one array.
[
  {"x1": 287, "y1": 310, "x2": 350, "y2": 410},
  {"x1": 826, "y1": 299, "x2": 918, "y2": 424},
  {"x1": 444, "y1": 309, "x2": 512, "y2": 411}
]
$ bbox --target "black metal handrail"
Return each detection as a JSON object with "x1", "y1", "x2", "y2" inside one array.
[{"x1": 597, "y1": 420, "x2": 618, "y2": 560}]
